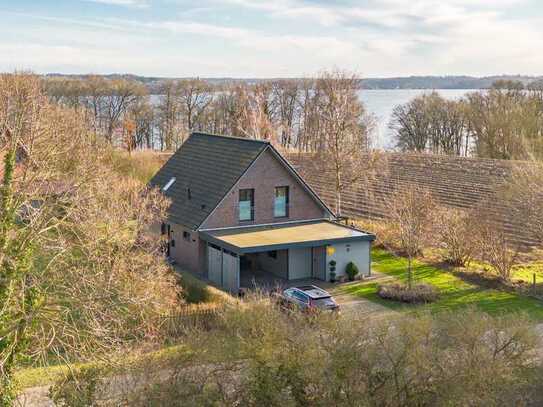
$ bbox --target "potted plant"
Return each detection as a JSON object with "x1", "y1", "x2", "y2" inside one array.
[
  {"x1": 329, "y1": 260, "x2": 337, "y2": 283},
  {"x1": 345, "y1": 262, "x2": 359, "y2": 281}
]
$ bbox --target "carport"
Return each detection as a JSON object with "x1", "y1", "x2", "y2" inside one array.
[{"x1": 199, "y1": 220, "x2": 375, "y2": 293}]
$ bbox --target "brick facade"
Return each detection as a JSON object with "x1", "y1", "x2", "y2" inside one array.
[
  {"x1": 200, "y1": 149, "x2": 328, "y2": 230},
  {"x1": 168, "y1": 223, "x2": 206, "y2": 274}
]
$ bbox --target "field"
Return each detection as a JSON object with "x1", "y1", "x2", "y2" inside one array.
[
  {"x1": 289, "y1": 152, "x2": 541, "y2": 248},
  {"x1": 337, "y1": 249, "x2": 543, "y2": 320}
]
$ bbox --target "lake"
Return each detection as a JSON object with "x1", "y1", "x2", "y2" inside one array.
[
  {"x1": 151, "y1": 88, "x2": 474, "y2": 150},
  {"x1": 359, "y1": 89, "x2": 473, "y2": 149}
]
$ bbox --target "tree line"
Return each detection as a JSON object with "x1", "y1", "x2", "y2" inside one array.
[
  {"x1": 389, "y1": 80, "x2": 543, "y2": 160},
  {"x1": 44, "y1": 71, "x2": 373, "y2": 153}
]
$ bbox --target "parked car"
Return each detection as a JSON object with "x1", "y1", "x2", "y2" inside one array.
[{"x1": 278, "y1": 285, "x2": 340, "y2": 313}]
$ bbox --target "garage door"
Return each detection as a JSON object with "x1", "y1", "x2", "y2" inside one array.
[
  {"x1": 222, "y1": 250, "x2": 239, "y2": 292},
  {"x1": 208, "y1": 244, "x2": 222, "y2": 286},
  {"x1": 208, "y1": 244, "x2": 240, "y2": 292}
]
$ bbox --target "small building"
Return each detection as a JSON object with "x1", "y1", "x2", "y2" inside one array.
[{"x1": 150, "y1": 132, "x2": 375, "y2": 292}]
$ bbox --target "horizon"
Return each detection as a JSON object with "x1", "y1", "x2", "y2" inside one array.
[
  {"x1": 36, "y1": 73, "x2": 543, "y2": 81},
  {"x1": 2, "y1": 0, "x2": 542, "y2": 78}
]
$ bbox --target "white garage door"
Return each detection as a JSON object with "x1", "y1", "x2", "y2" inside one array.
[
  {"x1": 222, "y1": 250, "x2": 240, "y2": 293},
  {"x1": 208, "y1": 244, "x2": 223, "y2": 287},
  {"x1": 207, "y1": 244, "x2": 240, "y2": 292}
]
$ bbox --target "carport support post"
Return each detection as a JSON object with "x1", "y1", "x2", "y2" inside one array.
[{"x1": 220, "y1": 247, "x2": 224, "y2": 287}]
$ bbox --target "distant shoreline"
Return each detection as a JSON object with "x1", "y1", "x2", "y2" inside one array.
[{"x1": 40, "y1": 73, "x2": 542, "y2": 91}]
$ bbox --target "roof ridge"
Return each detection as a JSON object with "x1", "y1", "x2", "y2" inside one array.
[{"x1": 191, "y1": 131, "x2": 270, "y2": 145}]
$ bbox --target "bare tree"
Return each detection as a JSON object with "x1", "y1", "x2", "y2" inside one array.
[
  {"x1": 464, "y1": 85, "x2": 543, "y2": 160},
  {"x1": 435, "y1": 207, "x2": 478, "y2": 266},
  {"x1": 177, "y1": 79, "x2": 213, "y2": 136},
  {"x1": 314, "y1": 70, "x2": 375, "y2": 216},
  {"x1": 387, "y1": 186, "x2": 437, "y2": 288},
  {"x1": 103, "y1": 79, "x2": 146, "y2": 143},
  {"x1": 389, "y1": 92, "x2": 468, "y2": 155},
  {"x1": 0, "y1": 74, "x2": 180, "y2": 403},
  {"x1": 499, "y1": 163, "x2": 543, "y2": 247},
  {"x1": 83, "y1": 75, "x2": 109, "y2": 135},
  {"x1": 156, "y1": 81, "x2": 183, "y2": 150},
  {"x1": 389, "y1": 96, "x2": 432, "y2": 152},
  {"x1": 270, "y1": 80, "x2": 299, "y2": 148},
  {"x1": 129, "y1": 96, "x2": 155, "y2": 149},
  {"x1": 476, "y1": 219, "x2": 519, "y2": 282}
]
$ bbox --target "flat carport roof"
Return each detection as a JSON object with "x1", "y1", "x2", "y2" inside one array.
[{"x1": 199, "y1": 220, "x2": 376, "y2": 254}]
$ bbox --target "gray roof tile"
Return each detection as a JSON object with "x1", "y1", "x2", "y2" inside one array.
[{"x1": 149, "y1": 132, "x2": 269, "y2": 229}]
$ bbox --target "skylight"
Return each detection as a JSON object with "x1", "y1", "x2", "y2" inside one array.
[{"x1": 162, "y1": 177, "x2": 176, "y2": 192}]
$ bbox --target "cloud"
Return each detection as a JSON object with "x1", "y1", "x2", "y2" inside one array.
[
  {"x1": 146, "y1": 19, "x2": 358, "y2": 57},
  {"x1": 1, "y1": 0, "x2": 542, "y2": 77},
  {"x1": 84, "y1": 0, "x2": 149, "y2": 8}
]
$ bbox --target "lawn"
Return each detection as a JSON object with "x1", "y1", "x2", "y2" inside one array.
[
  {"x1": 338, "y1": 249, "x2": 543, "y2": 321},
  {"x1": 513, "y1": 261, "x2": 543, "y2": 284}
]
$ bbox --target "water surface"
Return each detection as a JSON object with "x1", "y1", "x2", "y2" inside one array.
[{"x1": 359, "y1": 89, "x2": 473, "y2": 149}]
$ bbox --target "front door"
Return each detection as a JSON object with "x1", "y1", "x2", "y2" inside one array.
[{"x1": 312, "y1": 246, "x2": 326, "y2": 281}]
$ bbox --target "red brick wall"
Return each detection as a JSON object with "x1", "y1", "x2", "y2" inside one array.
[{"x1": 201, "y1": 148, "x2": 328, "y2": 229}]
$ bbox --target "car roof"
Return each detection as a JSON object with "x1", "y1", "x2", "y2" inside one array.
[{"x1": 291, "y1": 285, "x2": 331, "y2": 299}]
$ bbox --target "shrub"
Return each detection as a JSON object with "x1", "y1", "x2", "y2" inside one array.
[
  {"x1": 435, "y1": 207, "x2": 478, "y2": 267},
  {"x1": 124, "y1": 303, "x2": 540, "y2": 406},
  {"x1": 377, "y1": 283, "x2": 439, "y2": 303},
  {"x1": 474, "y1": 211, "x2": 520, "y2": 282},
  {"x1": 329, "y1": 260, "x2": 337, "y2": 282},
  {"x1": 50, "y1": 365, "x2": 105, "y2": 406},
  {"x1": 345, "y1": 262, "x2": 359, "y2": 281}
]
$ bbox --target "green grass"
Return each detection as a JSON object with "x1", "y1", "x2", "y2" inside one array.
[
  {"x1": 513, "y1": 261, "x2": 543, "y2": 284},
  {"x1": 339, "y1": 249, "x2": 543, "y2": 320},
  {"x1": 14, "y1": 343, "x2": 191, "y2": 390}
]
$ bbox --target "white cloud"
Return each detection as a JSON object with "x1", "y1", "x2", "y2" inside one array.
[
  {"x1": 85, "y1": 0, "x2": 149, "y2": 8},
  {"x1": 1, "y1": 0, "x2": 542, "y2": 77}
]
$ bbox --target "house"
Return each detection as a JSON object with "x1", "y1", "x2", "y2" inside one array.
[{"x1": 149, "y1": 132, "x2": 376, "y2": 292}]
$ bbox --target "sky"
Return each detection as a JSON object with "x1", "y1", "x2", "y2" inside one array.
[{"x1": 0, "y1": 0, "x2": 542, "y2": 78}]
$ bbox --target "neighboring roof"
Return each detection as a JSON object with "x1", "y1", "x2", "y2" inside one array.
[
  {"x1": 200, "y1": 220, "x2": 375, "y2": 254},
  {"x1": 149, "y1": 132, "x2": 268, "y2": 229},
  {"x1": 149, "y1": 132, "x2": 333, "y2": 230}
]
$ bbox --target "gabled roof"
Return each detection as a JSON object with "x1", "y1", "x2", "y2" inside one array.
[
  {"x1": 149, "y1": 132, "x2": 333, "y2": 230},
  {"x1": 149, "y1": 132, "x2": 268, "y2": 229}
]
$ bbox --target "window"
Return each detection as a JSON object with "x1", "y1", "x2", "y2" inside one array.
[
  {"x1": 239, "y1": 189, "x2": 254, "y2": 221},
  {"x1": 160, "y1": 223, "x2": 166, "y2": 235},
  {"x1": 162, "y1": 177, "x2": 176, "y2": 192},
  {"x1": 183, "y1": 231, "x2": 191, "y2": 241},
  {"x1": 274, "y1": 186, "x2": 289, "y2": 218}
]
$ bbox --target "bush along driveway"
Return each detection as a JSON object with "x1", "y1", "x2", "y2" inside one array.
[{"x1": 334, "y1": 249, "x2": 543, "y2": 321}]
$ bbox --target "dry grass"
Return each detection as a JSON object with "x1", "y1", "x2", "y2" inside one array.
[{"x1": 107, "y1": 150, "x2": 171, "y2": 184}]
